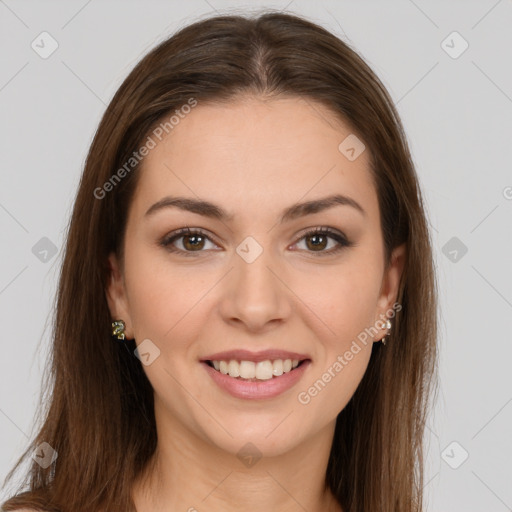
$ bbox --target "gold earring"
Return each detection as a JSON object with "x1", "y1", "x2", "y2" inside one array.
[
  {"x1": 112, "y1": 320, "x2": 126, "y2": 340},
  {"x1": 381, "y1": 319, "x2": 392, "y2": 345}
]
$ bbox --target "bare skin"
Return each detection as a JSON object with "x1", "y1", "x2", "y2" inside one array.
[{"x1": 106, "y1": 94, "x2": 405, "y2": 512}]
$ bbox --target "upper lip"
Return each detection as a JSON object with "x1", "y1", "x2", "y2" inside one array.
[{"x1": 200, "y1": 349, "x2": 311, "y2": 363}]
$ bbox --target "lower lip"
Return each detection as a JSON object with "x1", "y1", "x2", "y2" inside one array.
[{"x1": 201, "y1": 360, "x2": 311, "y2": 400}]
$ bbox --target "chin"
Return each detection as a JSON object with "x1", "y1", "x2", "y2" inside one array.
[{"x1": 199, "y1": 417, "x2": 307, "y2": 460}]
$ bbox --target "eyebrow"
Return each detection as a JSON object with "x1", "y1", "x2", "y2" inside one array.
[{"x1": 144, "y1": 193, "x2": 366, "y2": 222}]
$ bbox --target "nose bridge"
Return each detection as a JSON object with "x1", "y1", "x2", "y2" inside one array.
[{"x1": 219, "y1": 234, "x2": 291, "y2": 329}]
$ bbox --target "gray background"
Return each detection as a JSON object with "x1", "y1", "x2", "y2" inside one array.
[{"x1": 1, "y1": 0, "x2": 511, "y2": 510}]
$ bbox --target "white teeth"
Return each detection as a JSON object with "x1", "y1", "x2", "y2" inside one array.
[
  {"x1": 272, "y1": 359, "x2": 283, "y2": 376},
  {"x1": 219, "y1": 361, "x2": 229, "y2": 375},
  {"x1": 239, "y1": 361, "x2": 255, "y2": 379},
  {"x1": 228, "y1": 360, "x2": 240, "y2": 377},
  {"x1": 255, "y1": 361, "x2": 273, "y2": 380},
  {"x1": 210, "y1": 358, "x2": 302, "y2": 380}
]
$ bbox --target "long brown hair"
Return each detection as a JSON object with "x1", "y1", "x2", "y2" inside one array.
[{"x1": 1, "y1": 10, "x2": 438, "y2": 512}]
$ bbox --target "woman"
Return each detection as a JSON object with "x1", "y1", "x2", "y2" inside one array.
[{"x1": 2, "y1": 10, "x2": 438, "y2": 512}]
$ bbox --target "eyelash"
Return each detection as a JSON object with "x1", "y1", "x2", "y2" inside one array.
[{"x1": 159, "y1": 226, "x2": 353, "y2": 257}]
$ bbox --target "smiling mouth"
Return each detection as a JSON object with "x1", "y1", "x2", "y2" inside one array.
[{"x1": 205, "y1": 358, "x2": 309, "y2": 381}]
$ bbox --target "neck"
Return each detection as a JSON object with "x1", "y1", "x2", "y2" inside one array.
[{"x1": 132, "y1": 406, "x2": 342, "y2": 512}]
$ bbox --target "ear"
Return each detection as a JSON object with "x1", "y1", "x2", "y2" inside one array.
[
  {"x1": 106, "y1": 252, "x2": 134, "y2": 339},
  {"x1": 373, "y1": 243, "x2": 406, "y2": 341}
]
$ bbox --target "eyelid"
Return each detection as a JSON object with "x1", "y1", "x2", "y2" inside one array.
[
  {"x1": 159, "y1": 226, "x2": 352, "y2": 256},
  {"x1": 294, "y1": 225, "x2": 348, "y2": 242},
  {"x1": 290, "y1": 226, "x2": 352, "y2": 255},
  {"x1": 159, "y1": 227, "x2": 221, "y2": 255}
]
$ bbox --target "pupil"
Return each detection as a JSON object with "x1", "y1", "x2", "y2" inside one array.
[
  {"x1": 184, "y1": 235, "x2": 204, "y2": 250},
  {"x1": 307, "y1": 234, "x2": 326, "y2": 251}
]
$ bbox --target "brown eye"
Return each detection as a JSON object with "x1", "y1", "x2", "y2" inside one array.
[
  {"x1": 294, "y1": 227, "x2": 353, "y2": 256},
  {"x1": 305, "y1": 232, "x2": 329, "y2": 251},
  {"x1": 160, "y1": 227, "x2": 218, "y2": 256},
  {"x1": 182, "y1": 233, "x2": 206, "y2": 251}
]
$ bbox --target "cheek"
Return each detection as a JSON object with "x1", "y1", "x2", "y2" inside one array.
[
  {"x1": 301, "y1": 260, "x2": 382, "y2": 346},
  {"x1": 123, "y1": 244, "x2": 210, "y2": 343},
  {"x1": 295, "y1": 269, "x2": 379, "y2": 418}
]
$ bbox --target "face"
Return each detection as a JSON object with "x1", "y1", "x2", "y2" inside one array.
[{"x1": 106, "y1": 95, "x2": 405, "y2": 458}]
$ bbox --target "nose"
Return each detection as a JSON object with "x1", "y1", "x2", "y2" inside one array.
[{"x1": 218, "y1": 244, "x2": 293, "y2": 333}]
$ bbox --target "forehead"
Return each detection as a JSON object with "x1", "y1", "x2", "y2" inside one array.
[{"x1": 129, "y1": 95, "x2": 378, "y2": 223}]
